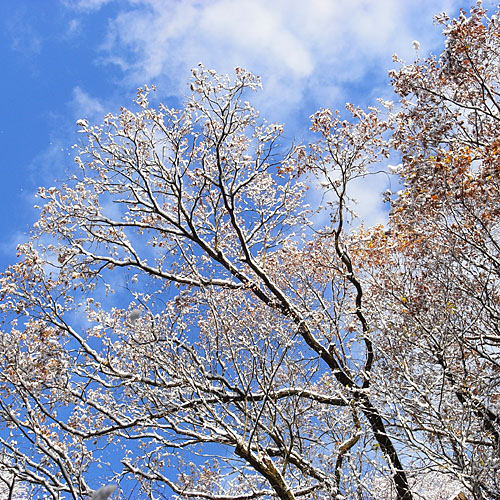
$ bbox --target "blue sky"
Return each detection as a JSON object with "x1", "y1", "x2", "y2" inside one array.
[{"x1": 0, "y1": 0, "x2": 491, "y2": 273}]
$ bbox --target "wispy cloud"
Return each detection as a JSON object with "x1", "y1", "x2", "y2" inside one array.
[
  {"x1": 71, "y1": 86, "x2": 106, "y2": 122},
  {"x1": 4, "y1": 6, "x2": 42, "y2": 54},
  {"x1": 61, "y1": 0, "x2": 115, "y2": 11},
  {"x1": 96, "y1": 0, "x2": 460, "y2": 109},
  {"x1": 66, "y1": 18, "x2": 82, "y2": 37}
]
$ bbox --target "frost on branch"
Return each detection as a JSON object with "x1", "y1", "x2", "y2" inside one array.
[
  {"x1": 358, "y1": 3, "x2": 500, "y2": 499},
  {"x1": 1, "y1": 64, "x2": 384, "y2": 499}
]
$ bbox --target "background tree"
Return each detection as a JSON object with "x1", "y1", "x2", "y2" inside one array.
[
  {"x1": 357, "y1": 3, "x2": 500, "y2": 499},
  {"x1": 0, "y1": 3, "x2": 498, "y2": 499}
]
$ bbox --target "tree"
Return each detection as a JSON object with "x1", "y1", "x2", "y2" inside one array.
[
  {"x1": 0, "y1": 4, "x2": 498, "y2": 499},
  {"x1": 0, "y1": 463, "x2": 29, "y2": 500},
  {"x1": 356, "y1": 3, "x2": 500, "y2": 499}
]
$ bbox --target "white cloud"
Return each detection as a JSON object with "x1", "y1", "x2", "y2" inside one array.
[
  {"x1": 198, "y1": 0, "x2": 313, "y2": 78},
  {"x1": 94, "y1": 0, "x2": 466, "y2": 123},
  {"x1": 66, "y1": 18, "x2": 82, "y2": 37},
  {"x1": 348, "y1": 173, "x2": 391, "y2": 228},
  {"x1": 62, "y1": 0, "x2": 115, "y2": 11},
  {"x1": 65, "y1": 0, "x2": 500, "y2": 118},
  {"x1": 5, "y1": 9, "x2": 42, "y2": 54},
  {"x1": 105, "y1": 0, "x2": 452, "y2": 78},
  {"x1": 71, "y1": 87, "x2": 105, "y2": 122}
]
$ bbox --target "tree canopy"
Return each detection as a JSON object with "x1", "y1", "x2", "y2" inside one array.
[{"x1": 0, "y1": 3, "x2": 499, "y2": 499}]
